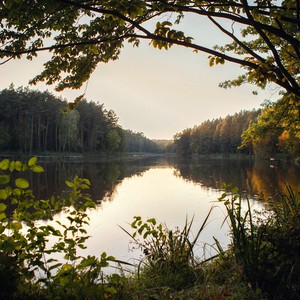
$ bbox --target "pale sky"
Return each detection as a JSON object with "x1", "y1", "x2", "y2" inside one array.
[{"x1": 0, "y1": 14, "x2": 279, "y2": 140}]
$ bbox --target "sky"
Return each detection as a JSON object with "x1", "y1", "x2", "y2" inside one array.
[{"x1": 0, "y1": 14, "x2": 279, "y2": 140}]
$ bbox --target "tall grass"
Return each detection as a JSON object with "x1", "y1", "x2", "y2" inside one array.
[
  {"x1": 120, "y1": 208, "x2": 214, "y2": 292},
  {"x1": 219, "y1": 184, "x2": 300, "y2": 299},
  {"x1": 218, "y1": 186, "x2": 264, "y2": 287}
]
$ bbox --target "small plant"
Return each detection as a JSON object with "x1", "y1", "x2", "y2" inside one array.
[
  {"x1": 0, "y1": 157, "x2": 120, "y2": 299},
  {"x1": 121, "y1": 209, "x2": 213, "y2": 293}
]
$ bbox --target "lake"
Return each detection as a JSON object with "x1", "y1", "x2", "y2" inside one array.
[{"x1": 33, "y1": 155, "x2": 299, "y2": 268}]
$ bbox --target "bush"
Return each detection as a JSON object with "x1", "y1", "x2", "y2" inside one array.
[{"x1": 0, "y1": 158, "x2": 119, "y2": 299}]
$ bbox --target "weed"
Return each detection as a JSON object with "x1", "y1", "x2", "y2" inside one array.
[{"x1": 219, "y1": 184, "x2": 300, "y2": 299}]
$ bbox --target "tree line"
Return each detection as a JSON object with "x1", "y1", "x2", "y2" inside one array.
[
  {"x1": 174, "y1": 102, "x2": 300, "y2": 157},
  {"x1": 0, "y1": 86, "x2": 164, "y2": 154},
  {"x1": 173, "y1": 110, "x2": 261, "y2": 156}
]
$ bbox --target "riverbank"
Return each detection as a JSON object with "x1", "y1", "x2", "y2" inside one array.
[{"x1": 0, "y1": 152, "x2": 174, "y2": 163}]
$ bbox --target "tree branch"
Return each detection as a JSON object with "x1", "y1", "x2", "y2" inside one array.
[
  {"x1": 242, "y1": 0, "x2": 299, "y2": 91},
  {"x1": 53, "y1": 0, "x2": 154, "y2": 37},
  {"x1": 207, "y1": 15, "x2": 266, "y2": 64},
  {"x1": 157, "y1": 1, "x2": 300, "y2": 49}
]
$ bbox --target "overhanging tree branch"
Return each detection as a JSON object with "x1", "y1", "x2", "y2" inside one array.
[
  {"x1": 242, "y1": 0, "x2": 299, "y2": 91},
  {"x1": 0, "y1": 0, "x2": 299, "y2": 101}
]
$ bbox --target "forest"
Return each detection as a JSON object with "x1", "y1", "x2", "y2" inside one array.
[
  {"x1": 2, "y1": 84, "x2": 299, "y2": 159},
  {"x1": 0, "y1": 85, "x2": 164, "y2": 154},
  {"x1": 173, "y1": 101, "x2": 300, "y2": 157}
]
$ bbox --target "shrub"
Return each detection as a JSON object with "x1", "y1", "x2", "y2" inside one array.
[
  {"x1": 119, "y1": 209, "x2": 213, "y2": 295},
  {"x1": 0, "y1": 157, "x2": 119, "y2": 299}
]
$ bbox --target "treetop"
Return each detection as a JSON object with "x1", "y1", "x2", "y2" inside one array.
[{"x1": 0, "y1": 0, "x2": 299, "y2": 110}]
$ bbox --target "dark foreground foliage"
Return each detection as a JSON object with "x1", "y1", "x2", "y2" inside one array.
[{"x1": 0, "y1": 158, "x2": 299, "y2": 299}]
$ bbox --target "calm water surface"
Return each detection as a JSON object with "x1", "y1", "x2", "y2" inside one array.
[{"x1": 34, "y1": 156, "x2": 299, "y2": 266}]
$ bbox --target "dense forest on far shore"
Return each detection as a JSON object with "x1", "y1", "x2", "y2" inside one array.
[
  {"x1": 2, "y1": 86, "x2": 299, "y2": 159},
  {"x1": 173, "y1": 110, "x2": 261, "y2": 156},
  {"x1": 0, "y1": 86, "x2": 166, "y2": 154},
  {"x1": 173, "y1": 101, "x2": 300, "y2": 157}
]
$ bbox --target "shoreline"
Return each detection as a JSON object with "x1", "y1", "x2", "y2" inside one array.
[{"x1": 0, "y1": 152, "x2": 173, "y2": 163}]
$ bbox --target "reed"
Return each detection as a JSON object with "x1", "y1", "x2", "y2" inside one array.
[
  {"x1": 219, "y1": 184, "x2": 300, "y2": 299},
  {"x1": 120, "y1": 208, "x2": 214, "y2": 292}
]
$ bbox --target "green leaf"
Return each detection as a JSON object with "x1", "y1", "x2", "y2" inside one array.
[
  {"x1": 15, "y1": 178, "x2": 29, "y2": 189},
  {"x1": 65, "y1": 181, "x2": 74, "y2": 188},
  {"x1": 0, "y1": 203, "x2": 7, "y2": 212},
  {"x1": 0, "y1": 159, "x2": 9, "y2": 171},
  {"x1": 161, "y1": 21, "x2": 172, "y2": 27},
  {"x1": 9, "y1": 161, "x2": 15, "y2": 172},
  {"x1": 28, "y1": 157, "x2": 37, "y2": 167},
  {"x1": 22, "y1": 164, "x2": 29, "y2": 171},
  {"x1": 0, "y1": 175, "x2": 10, "y2": 185},
  {"x1": 31, "y1": 165, "x2": 44, "y2": 173},
  {"x1": 49, "y1": 263, "x2": 62, "y2": 271},
  {"x1": 11, "y1": 222, "x2": 22, "y2": 231},
  {"x1": 0, "y1": 190, "x2": 8, "y2": 200},
  {"x1": 62, "y1": 264, "x2": 73, "y2": 272},
  {"x1": 0, "y1": 212, "x2": 6, "y2": 221},
  {"x1": 15, "y1": 161, "x2": 23, "y2": 171}
]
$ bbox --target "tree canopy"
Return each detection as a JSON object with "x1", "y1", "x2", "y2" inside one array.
[
  {"x1": 0, "y1": 85, "x2": 164, "y2": 154},
  {"x1": 173, "y1": 109, "x2": 262, "y2": 156},
  {"x1": 173, "y1": 106, "x2": 300, "y2": 156},
  {"x1": 0, "y1": 1, "x2": 299, "y2": 113}
]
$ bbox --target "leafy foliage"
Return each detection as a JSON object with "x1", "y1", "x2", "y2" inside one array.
[
  {"x1": 0, "y1": 157, "x2": 120, "y2": 299},
  {"x1": 120, "y1": 210, "x2": 213, "y2": 293},
  {"x1": 240, "y1": 99, "x2": 300, "y2": 155},
  {"x1": 1, "y1": 0, "x2": 300, "y2": 117},
  {"x1": 219, "y1": 184, "x2": 300, "y2": 299}
]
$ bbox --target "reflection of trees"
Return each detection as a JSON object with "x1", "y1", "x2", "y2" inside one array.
[
  {"x1": 174, "y1": 158, "x2": 300, "y2": 200},
  {"x1": 28, "y1": 156, "x2": 175, "y2": 203},
  {"x1": 246, "y1": 161, "x2": 300, "y2": 199},
  {"x1": 26, "y1": 156, "x2": 299, "y2": 207}
]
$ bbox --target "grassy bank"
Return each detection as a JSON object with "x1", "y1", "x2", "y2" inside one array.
[{"x1": 110, "y1": 185, "x2": 300, "y2": 300}]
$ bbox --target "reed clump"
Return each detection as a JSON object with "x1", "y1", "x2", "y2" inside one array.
[{"x1": 116, "y1": 185, "x2": 300, "y2": 299}]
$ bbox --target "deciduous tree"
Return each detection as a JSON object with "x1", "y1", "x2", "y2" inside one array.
[{"x1": 0, "y1": 0, "x2": 299, "y2": 116}]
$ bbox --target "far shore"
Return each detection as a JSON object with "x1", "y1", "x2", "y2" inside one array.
[{"x1": 0, "y1": 152, "x2": 175, "y2": 163}]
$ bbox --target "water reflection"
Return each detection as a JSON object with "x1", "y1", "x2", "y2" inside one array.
[
  {"x1": 26, "y1": 156, "x2": 300, "y2": 204},
  {"x1": 32, "y1": 156, "x2": 298, "y2": 264},
  {"x1": 29, "y1": 157, "x2": 173, "y2": 202},
  {"x1": 173, "y1": 158, "x2": 300, "y2": 200}
]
